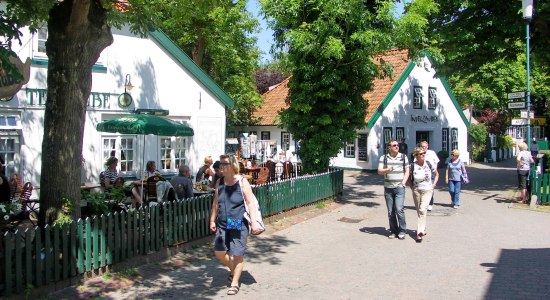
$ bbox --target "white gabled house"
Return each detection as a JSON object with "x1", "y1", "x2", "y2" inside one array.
[
  {"x1": 0, "y1": 25, "x2": 234, "y2": 186},
  {"x1": 243, "y1": 49, "x2": 470, "y2": 170}
]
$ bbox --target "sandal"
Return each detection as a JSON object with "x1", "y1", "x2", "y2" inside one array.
[{"x1": 227, "y1": 285, "x2": 239, "y2": 295}]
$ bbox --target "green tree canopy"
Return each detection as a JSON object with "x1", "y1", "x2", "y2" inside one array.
[
  {"x1": 150, "y1": 0, "x2": 263, "y2": 126},
  {"x1": 260, "y1": 0, "x2": 437, "y2": 173}
]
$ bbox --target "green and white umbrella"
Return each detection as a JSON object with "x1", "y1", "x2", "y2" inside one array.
[
  {"x1": 96, "y1": 114, "x2": 194, "y2": 137},
  {"x1": 96, "y1": 114, "x2": 194, "y2": 201}
]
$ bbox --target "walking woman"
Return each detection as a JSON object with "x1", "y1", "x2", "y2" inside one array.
[
  {"x1": 209, "y1": 154, "x2": 261, "y2": 295},
  {"x1": 409, "y1": 147, "x2": 439, "y2": 243},
  {"x1": 516, "y1": 142, "x2": 534, "y2": 203},
  {"x1": 446, "y1": 149, "x2": 466, "y2": 209}
]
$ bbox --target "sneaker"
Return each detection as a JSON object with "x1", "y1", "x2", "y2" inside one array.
[
  {"x1": 427, "y1": 205, "x2": 433, "y2": 211},
  {"x1": 453, "y1": 205, "x2": 459, "y2": 209},
  {"x1": 397, "y1": 232, "x2": 406, "y2": 240},
  {"x1": 388, "y1": 233, "x2": 396, "y2": 239}
]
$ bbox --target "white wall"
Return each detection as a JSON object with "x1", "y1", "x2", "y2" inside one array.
[
  {"x1": 1, "y1": 26, "x2": 228, "y2": 186},
  {"x1": 332, "y1": 56, "x2": 469, "y2": 170}
]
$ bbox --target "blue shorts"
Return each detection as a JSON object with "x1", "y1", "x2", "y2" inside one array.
[{"x1": 213, "y1": 225, "x2": 249, "y2": 257}]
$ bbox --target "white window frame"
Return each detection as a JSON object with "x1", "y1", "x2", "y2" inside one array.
[
  {"x1": 102, "y1": 135, "x2": 136, "y2": 175},
  {"x1": 281, "y1": 132, "x2": 291, "y2": 151},
  {"x1": 344, "y1": 141, "x2": 355, "y2": 158},
  {"x1": 159, "y1": 136, "x2": 188, "y2": 171},
  {"x1": 413, "y1": 86, "x2": 423, "y2": 109},
  {"x1": 428, "y1": 87, "x2": 437, "y2": 109},
  {"x1": 396, "y1": 127, "x2": 404, "y2": 141},
  {"x1": 451, "y1": 128, "x2": 458, "y2": 151},
  {"x1": 442, "y1": 128, "x2": 449, "y2": 153}
]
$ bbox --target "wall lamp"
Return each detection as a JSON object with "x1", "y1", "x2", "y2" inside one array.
[{"x1": 118, "y1": 74, "x2": 134, "y2": 108}]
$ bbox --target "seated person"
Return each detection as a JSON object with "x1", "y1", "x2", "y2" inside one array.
[
  {"x1": 209, "y1": 161, "x2": 222, "y2": 188},
  {"x1": 101, "y1": 156, "x2": 141, "y2": 208},
  {"x1": 143, "y1": 160, "x2": 161, "y2": 179},
  {"x1": 170, "y1": 164, "x2": 194, "y2": 200},
  {"x1": 8, "y1": 173, "x2": 22, "y2": 199},
  {"x1": 196, "y1": 156, "x2": 214, "y2": 182}
]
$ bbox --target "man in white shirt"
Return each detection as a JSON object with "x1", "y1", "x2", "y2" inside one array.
[{"x1": 420, "y1": 141, "x2": 440, "y2": 211}]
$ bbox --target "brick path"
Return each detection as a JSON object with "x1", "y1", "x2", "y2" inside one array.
[{"x1": 49, "y1": 159, "x2": 550, "y2": 299}]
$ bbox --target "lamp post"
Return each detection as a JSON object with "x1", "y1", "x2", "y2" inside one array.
[{"x1": 523, "y1": 0, "x2": 533, "y2": 150}]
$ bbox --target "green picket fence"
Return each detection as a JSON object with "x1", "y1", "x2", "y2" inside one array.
[
  {"x1": 532, "y1": 172, "x2": 550, "y2": 204},
  {"x1": 1, "y1": 169, "x2": 343, "y2": 296}
]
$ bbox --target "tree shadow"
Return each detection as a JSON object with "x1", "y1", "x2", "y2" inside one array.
[{"x1": 481, "y1": 248, "x2": 550, "y2": 299}]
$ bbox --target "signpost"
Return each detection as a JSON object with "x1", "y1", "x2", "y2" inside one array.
[
  {"x1": 508, "y1": 102, "x2": 526, "y2": 109},
  {"x1": 520, "y1": 110, "x2": 534, "y2": 119},
  {"x1": 507, "y1": 91, "x2": 526, "y2": 99}
]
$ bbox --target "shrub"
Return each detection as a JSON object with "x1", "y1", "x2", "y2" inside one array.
[{"x1": 496, "y1": 135, "x2": 513, "y2": 148}]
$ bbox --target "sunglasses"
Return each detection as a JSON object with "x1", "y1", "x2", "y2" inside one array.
[
  {"x1": 416, "y1": 153, "x2": 426, "y2": 156},
  {"x1": 219, "y1": 162, "x2": 231, "y2": 166},
  {"x1": 390, "y1": 144, "x2": 399, "y2": 147}
]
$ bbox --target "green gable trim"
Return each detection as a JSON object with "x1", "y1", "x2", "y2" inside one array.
[
  {"x1": 424, "y1": 52, "x2": 470, "y2": 128},
  {"x1": 32, "y1": 58, "x2": 107, "y2": 72},
  {"x1": 366, "y1": 53, "x2": 470, "y2": 129},
  {"x1": 440, "y1": 77, "x2": 470, "y2": 127},
  {"x1": 148, "y1": 28, "x2": 235, "y2": 108},
  {"x1": 366, "y1": 61, "x2": 415, "y2": 128}
]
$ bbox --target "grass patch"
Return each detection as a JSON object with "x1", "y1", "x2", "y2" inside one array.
[
  {"x1": 315, "y1": 201, "x2": 327, "y2": 209},
  {"x1": 101, "y1": 273, "x2": 113, "y2": 280},
  {"x1": 115, "y1": 268, "x2": 141, "y2": 279}
]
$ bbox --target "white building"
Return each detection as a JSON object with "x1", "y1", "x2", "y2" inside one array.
[
  {"x1": 0, "y1": 26, "x2": 233, "y2": 186},
  {"x1": 246, "y1": 49, "x2": 470, "y2": 170}
]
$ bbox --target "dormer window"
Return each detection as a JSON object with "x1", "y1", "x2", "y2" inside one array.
[
  {"x1": 428, "y1": 87, "x2": 437, "y2": 109},
  {"x1": 413, "y1": 86, "x2": 423, "y2": 109}
]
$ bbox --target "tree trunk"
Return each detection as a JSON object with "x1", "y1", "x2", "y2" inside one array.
[
  {"x1": 38, "y1": 0, "x2": 113, "y2": 227},
  {"x1": 192, "y1": 31, "x2": 206, "y2": 67}
]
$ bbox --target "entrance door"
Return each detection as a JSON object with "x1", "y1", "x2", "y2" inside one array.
[{"x1": 416, "y1": 131, "x2": 429, "y2": 147}]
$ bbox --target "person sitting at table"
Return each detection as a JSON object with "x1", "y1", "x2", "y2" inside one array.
[
  {"x1": 143, "y1": 160, "x2": 161, "y2": 179},
  {"x1": 196, "y1": 156, "x2": 214, "y2": 182},
  {"x1": 170, "y1": 164, "x2": 193, "y2": 200},
  {"x1": 100, "y1": 156, "x2": 141, "y2": 207},
  {"x1": 209, "y1": 161, "x2": 222, "y2": 188}
]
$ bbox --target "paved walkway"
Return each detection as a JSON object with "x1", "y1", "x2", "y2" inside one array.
[{"x1": 50, "y1": 159, "x2": 550, "y2": 299}]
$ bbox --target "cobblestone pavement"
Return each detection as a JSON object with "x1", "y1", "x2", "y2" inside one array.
[{"x1": 49, "y1": 159, "x2": 550, "y2": 300}]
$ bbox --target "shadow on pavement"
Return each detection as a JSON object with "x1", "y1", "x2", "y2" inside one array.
[
  {"x1": 481, "y1": 248, "x2": 550, "y2": 299},
  {"x1": 359, "y1": 226, "x2": 388, "y2": 237}
]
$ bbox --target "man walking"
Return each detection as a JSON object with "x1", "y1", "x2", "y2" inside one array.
[
  {"x1": 420, "y1": 141, "x2": 440, "y2": 211},
  {"x1": 378, "y1": 139, "x2": 410, "y2": 239}
]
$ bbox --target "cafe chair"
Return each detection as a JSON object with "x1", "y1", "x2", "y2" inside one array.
[
  {"x1": 255, "y1": 167, "x2": 270, "y2": 185},
  {"x1": 9, "y1": 174, "x2": 23, "y2": 201},
  {"x1": 265, "y1": 160, "x2": 276, "y2": 182},
  {"x1": 145, "y1": 175, "x2": 166, "y2": 204},
  {"x1": 12, "y1": 182, "x2": 38, "y2": 227},
  {"x1": 238, "y1": 162, "x2": 246, "y2": 174}
]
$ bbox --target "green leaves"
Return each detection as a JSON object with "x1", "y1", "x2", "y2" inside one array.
[{"x1": 263, "y1": 0, "x2": 436, "y2": 173}]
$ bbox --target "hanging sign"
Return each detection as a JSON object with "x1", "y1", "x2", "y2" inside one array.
[{"x1": 0, "y1": 54, "x2": 31, "y2": 100}]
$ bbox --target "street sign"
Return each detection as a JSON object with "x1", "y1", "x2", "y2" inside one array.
[
  {"x1": 520, "y1": 110, "x2": 534, "y2": 118},
  {"x1": 508, "y1": 91, "x2": 526, "y2": 99},
  {"x1": 508, "y1": 102, "x2": 526, "y2": 109}
]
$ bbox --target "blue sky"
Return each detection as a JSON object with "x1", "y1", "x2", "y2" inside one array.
[{"x1": 246, "y1": 0, "x2": 406, "y2": 62}]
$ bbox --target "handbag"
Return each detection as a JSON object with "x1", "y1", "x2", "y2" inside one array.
[
  {"x1": 461, "y1": 171, "x2": 470, "y2": 184},
  {"x1": 239, "y1": 176, "x2": 266, "y2": 235}
]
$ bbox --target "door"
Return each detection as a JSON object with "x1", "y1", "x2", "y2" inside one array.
[{"x1": 416, "y1": 131, "x2": 429, "y2": 147}]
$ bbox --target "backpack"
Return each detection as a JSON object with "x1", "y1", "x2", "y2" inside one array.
[
  {"x1": 383, "y1": 153, "x2": 406, "y2": 174},
  {"x1": 410, "y1": 160, "x2": 433, "y2": 183}
]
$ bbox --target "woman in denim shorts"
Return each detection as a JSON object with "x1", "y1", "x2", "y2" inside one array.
[{"x1": 209, "y1": 154, "x2": 262, "y2": 295}]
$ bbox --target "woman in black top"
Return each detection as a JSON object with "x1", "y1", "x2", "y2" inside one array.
[
  {"x1": 196, "y1": 156, "x2": 214, "y2": 181},
  {"x1": 209, "y1": 154, "x2": 261, "y2": 295}
]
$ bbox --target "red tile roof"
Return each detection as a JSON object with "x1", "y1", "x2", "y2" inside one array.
[{"x1": 252, "y1": 49, "x2": 411, "y2": 126}]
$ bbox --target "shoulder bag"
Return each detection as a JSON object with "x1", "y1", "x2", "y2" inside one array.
[
  {"x1": 239, "y1": 176, "x2": 266, "y2": 235},
  {"x1": 460, "y1": 160, "x2": 469, "y2": 184}
]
